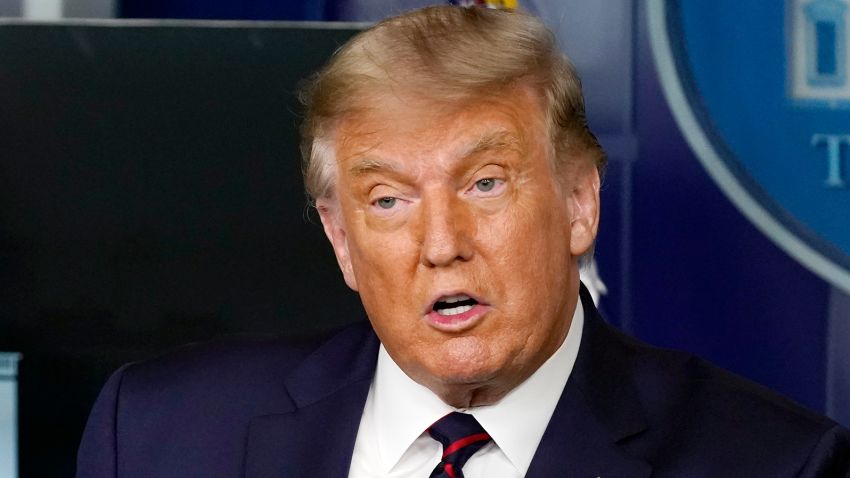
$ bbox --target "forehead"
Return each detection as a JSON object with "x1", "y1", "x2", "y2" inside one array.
[{"x1": 334, "y1": 86, "x2": 551, "y2": 169}]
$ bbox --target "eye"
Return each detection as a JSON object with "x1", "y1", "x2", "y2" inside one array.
[
  {"x1": 468, "y1": 177, "x2": 505, "y2": 197},
  {"x1": 375, "y1": 197, "x2": 397, "y2": 209},
  {"x1": 368, "y1": 186, "x2": 409, "y2": 216},
  {"x1": 475, "y1": 178, "x2": 497, "y2": 192}
]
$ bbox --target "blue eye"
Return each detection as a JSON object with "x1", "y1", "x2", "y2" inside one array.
[
  {"x1": 376, "y1": 197, "x2": 397, "y2": 209},
  {"x1": 475, "y1": 178, "x2": 497, "y2": 192}
]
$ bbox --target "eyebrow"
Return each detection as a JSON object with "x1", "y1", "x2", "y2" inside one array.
[
  {"x1": 347, "y1": 129, "x2": 523, "y2": 177},
  {"x1": 463, "y1": 130, "x2": 522, "y2": 157},
  {"x1": 348, "y1": 158, "x2": 402, "y2": 177}
]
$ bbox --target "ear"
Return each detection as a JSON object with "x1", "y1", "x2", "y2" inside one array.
[
  {"x1": 316, "y1": 198, "x2": 359, "y2": 291},
  {"x1": 568, "y1": 166, "x2": 601, "y2": 257}
]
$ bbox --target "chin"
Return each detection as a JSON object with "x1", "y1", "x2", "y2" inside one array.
[
  {"x1": 419, "y1": 336, "x2": 503, "y2": 383},
  {"x1": 426, "y1": 360, "x2": 500, "y2": 386}
]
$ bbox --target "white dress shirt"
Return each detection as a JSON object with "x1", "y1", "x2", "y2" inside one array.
[{"x1": 348, "y1": 299, "x2": 584, "y2": 477}]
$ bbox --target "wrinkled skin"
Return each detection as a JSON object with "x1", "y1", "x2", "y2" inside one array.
[{"x1": 317, "y1": 85, "x2": 600, "y2": 408}]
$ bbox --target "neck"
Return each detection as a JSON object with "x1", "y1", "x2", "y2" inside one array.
[{"x1": 434, "y1": 383, "x2": 515, "y2": 409}]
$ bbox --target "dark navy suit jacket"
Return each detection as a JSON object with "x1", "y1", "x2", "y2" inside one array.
[{"x1": 77, "y1": 288, "x2": 850, "y2": 477}]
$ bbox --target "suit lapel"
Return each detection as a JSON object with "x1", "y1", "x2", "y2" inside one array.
[
  {"x1": 526, "y1": 286, "x2": 653, "y2": 478},
  {"x1": 526, "y1": 386, "x2": 651, "y2": 478},
  {"x1": 244, "y1": 322, "x2": 379, "y2": 478}
]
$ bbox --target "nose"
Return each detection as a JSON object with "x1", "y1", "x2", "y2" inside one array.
[{"x1": 419, "y1": 191, "x2": 474, "y2": 268}]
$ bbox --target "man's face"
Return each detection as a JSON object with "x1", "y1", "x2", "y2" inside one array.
[{"x1": 318, "y1": 86, "x2": 599, "y2": 407}]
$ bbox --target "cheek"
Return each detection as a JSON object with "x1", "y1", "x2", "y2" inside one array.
[
  {"x1": 482, "y1": 184, "x2": 570, "y2": 261},
  {"x1": 484, "y1": 191, "x2": 572, "y2": 313},
  {"x1": 350, "y1": 237, "x2": 410, "y2": 288},
  {"x1": 346, "y1": 221, "x2": 421, "y2": 314},
  {"x1": 348, "y1": 207, "x2": 409, "y2": 262}
]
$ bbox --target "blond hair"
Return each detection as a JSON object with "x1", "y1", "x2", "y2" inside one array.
[{"x1": 299, "y1": 5, "x2": 605, "y2": 202}]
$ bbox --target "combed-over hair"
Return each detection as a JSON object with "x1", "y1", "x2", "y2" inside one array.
[{"x1": 299, "y1": 5, "x2": 605, "y2": 202}]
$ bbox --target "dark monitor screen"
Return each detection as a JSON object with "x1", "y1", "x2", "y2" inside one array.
[{"x1": 0, "y1": 20, "x2": 362, "y2": 476}]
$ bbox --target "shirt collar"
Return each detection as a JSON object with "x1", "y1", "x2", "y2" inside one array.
[{"x1": 371, "y1": 298, "x2": 585, "y2": 474}]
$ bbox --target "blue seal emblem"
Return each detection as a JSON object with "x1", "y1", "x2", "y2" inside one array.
[{"x1": 648, "y1": 0, "x2": 850, "y2": 294}]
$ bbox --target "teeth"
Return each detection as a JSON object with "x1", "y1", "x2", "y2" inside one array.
[
  {"x1": 442, "y1": 294, "x2": 471, "y2": 304},
  {"x1": 436, "y1": 304, "x2": 474, "y2": 316}
]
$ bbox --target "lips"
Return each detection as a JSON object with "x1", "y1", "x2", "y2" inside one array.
[
  {"x1": 433, "y1": 294, "x2": 478, "y2": 316},
  {"x1": 424, "y1": 291, "x2": 489, "y2": 331}
]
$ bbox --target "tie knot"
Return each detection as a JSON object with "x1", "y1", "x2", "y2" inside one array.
[{"x1": 427, "y1": 412, "x2": 492, "y2": 477}]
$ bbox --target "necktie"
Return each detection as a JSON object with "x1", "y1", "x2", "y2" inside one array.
[{"x1": 427, "y1": 412, "x2": 492, "y2": 478}]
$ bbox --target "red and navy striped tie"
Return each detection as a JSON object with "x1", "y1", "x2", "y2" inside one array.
[{"x1": 427, "y1": 412, "x2": 492, "y2": 478}]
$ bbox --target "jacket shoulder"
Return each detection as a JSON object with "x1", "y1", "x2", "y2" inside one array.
[
  {"x1": 121, "y1": 331, "x2": 324, "y2": 403},
  {"x1": 602, "y1": 322, "x2": 850, "y2": 475},
  {"x1": 77, "y1": 321, "x2": 372, "y2": 478}
]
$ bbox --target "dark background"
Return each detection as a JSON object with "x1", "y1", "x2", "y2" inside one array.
[{"x1": 0, "y1": 24, "x2": 363, "y2": 476}]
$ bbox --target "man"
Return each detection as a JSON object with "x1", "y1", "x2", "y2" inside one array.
[{"x1": 78, "y1": 5, "x2": 850, "y2": 477}]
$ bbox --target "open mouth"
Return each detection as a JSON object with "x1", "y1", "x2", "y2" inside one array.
[{"x1": 432, "y1": 294, "x2": 479, "y2": 316}]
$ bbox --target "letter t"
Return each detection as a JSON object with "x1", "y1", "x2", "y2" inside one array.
[{"x1": 811, "y1": 134, "x2": 850, "y2": 188}]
